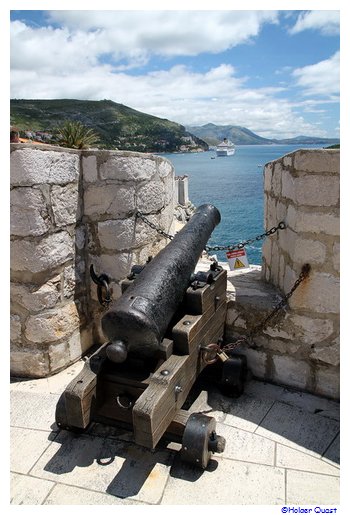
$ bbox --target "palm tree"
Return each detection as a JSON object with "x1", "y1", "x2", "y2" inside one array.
[{"x1": 56, "y1": 121, "x2": 100, "y2": 149}]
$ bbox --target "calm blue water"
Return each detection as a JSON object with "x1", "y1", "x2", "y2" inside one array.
[{"x1": 163, "y1": 144, "x2": 324, "y2": 264}]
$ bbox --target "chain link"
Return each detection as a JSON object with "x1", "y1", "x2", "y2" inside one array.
[
  {"x1": 205, "y1": 221, "x2": 286, "y2": 252},
  {"x1": 221, "y1": 263, "x2": 311, "y2": 353},
  {"x1": 136, "y1": 211, "x2": 173, "y2": 240}
]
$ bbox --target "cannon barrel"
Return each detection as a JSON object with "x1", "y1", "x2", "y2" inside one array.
[{"x1": 101, "y1": 204, "x2": 221, "y2": 362}]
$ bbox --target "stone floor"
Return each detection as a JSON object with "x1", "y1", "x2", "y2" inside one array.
[{"x1": 10, "y1": 359, "x2": 340, "y2": 506}]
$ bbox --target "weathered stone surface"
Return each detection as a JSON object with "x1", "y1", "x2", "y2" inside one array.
[
  {"x1": 11, "y1": 148, "x2": 79, "y2": 186},
  {"x1": 10, "y1": 427, "x2": 54, "y2": 474},
  {"x1": 91, "y1": 252, "x2": 135, "y2": 282},
  {"x1": 158, "y1": 158, "x2": 173, "y2": 178},
  {"x1": 10, "y1": 187, "x2": 50, "y2": 236},
  {"x1": 82, "y1": 155, "x2": 98, "y2": 182},
  {"x1": 272, "y1": 355, "x2": 310, "y2": 390},
  {"x1": 289, "y1": 272, "x2": 339, "y2": 313},
  {"x1": 99, "y1": 154, "x2": 157, "y2": 181},
  {"x1": 10, "y1": 314, "x2": 22, "y2": 342},
  {"x1": 332, "y1": 241, "x2": 340, "y2": 273},
  {"x1": 63, "y1": 265, "x2": 76, "y2": 299},
  {"x1": 67, "y1": 328, "x2": 93, "y2": 362},
  {"x1": 311, "y1": 341, "x2": 340, "y2": 366},
  {"x1": 24, "y1": 301, "x2": 80, "y2": 343},
  {"x1": 293, "y1": 237, "x2": 327, "y2": 265},
  {"x1": 11, "y1": 278, "x2": 61, "y2": 312},
  {"x1": 136, "y1": 181, "x2": 166, "y2": 212},
  {"x1": 271, "y1": 162, "x2": 283, "y2": 196},
  {"x1": 288, "y1": 314, "x2": 334, "y2": 344},
  {"x1": 315, "y1": 366, "x2": 340, "y2": 399},
  {"x1": 11, "y1": 232, "x2": 74, "y2": 274},
  {"x1": 286, "y1": 204, "x2": 339, "y2": 236},
  {"x1": 51, "y1": 183, "x2": 80, "y2": 227},
  {"x1": 10, "y1": 348, "x2": 50, "y2": 377},
  {"x1": 263, "y1": 163, "x2": 273, "y2": 192},
  {"x1": 293, "y1": 149, "x2": 340, "y2": 174},
  {"x1": 234, "y1": 347, "x2": 267, "y2": 379},
  {"x1": 48, "y1": 340, "x2": 69, "y2": 371},
  {"x1": 75, "y1": 226, "x2": 86, "y2": 250},
  {"x1": 282, "y1": 174, "x2": 339, "y2": 206},
  {"x1": 276, "y1": 443, "x2": 339, "y2": 476},
  {"x1": 84, "y1": 184, "x2": 135, "y2": 218}
]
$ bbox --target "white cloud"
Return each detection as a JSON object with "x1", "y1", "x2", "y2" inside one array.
[
  {"x1": 10, "y1": 58, "x2": 324, "y2": 139},
  {"x1": 292, "y1": 51, "x2": 339, "y2": 97},
  {"x1": 289, "y1": 10, "x2": 339, "y2": 36},
  {"x1": 10, "y1": 12, "x2": 338, "y2": 139},
  {"x1": 45, "y1": 10, "x2": 279, "y2": 62}
]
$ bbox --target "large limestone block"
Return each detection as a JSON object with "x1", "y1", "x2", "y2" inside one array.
[
  {"x1": 10, "y1": 314, "x2": 22, "y2": 342},
  {"x1": 293, "y1": 150, "x2": 340, "y2": 174},
  {"x1": 289, "y1": 272, "x2": 339, "y2": 314},
  {"x1": 11, "y1": 148, "x2": 79, "y2": 186},
  {"x1": 99, "y1": 154, "x2": 157, "y2": 181},
  {"x1": 98, "y1": 217, "x2": 154, "y2": 251},
  {"x1": 24, "y1": 301, "x2": 80, "y2": 343},
  {"x1": 272, "y1": 355, "x2": 310, "y2": 390},
  {"x1": 84, "y1": 184, "x2": 135, "y2": 218},
  {"x1": 136, "y1": 181, "x2": 166, "y2": 212},
  {"x1": 282, "y1": 173, "x2": 339, "y2": 207},
  {"x1": 11, "y1": 187, "x2": 50, "y2": 237},
  {"x1": 11, "y1": 277, "x2": 61, "y2": 312},
  {"x1": 51, "y1": 183, "x2": 80, "y2": 227},
  {"x1": 10, "y1": 348, "x2": 50, "y2": 377},
  {"x1": 286, "y1": 204, "x2": 339, "y2": 236},
  {"x1": 11, "y1": 232, "x2": 74, "y2": 274},
  {"x1": 82, "y1": 155, "x2": 98, "y2": 182}
]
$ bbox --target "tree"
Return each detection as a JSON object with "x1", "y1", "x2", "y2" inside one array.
[{"x1": 55, "y1": 121, "x2": 100, "y2": 149}]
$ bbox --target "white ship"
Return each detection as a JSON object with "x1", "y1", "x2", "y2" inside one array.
[{"x1": 216, "y1": 138, "x2": 235, "y2": 156}]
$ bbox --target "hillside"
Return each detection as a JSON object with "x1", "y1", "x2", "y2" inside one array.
[
  {"x1": 10, "y1": 99, "x2": 209, "y2": 153},
  {"x1": 187, "y1": 123, "x2": 340, "y2": 146}
]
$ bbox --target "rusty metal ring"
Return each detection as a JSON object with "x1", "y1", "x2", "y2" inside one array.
[
  {"x1": 97, "y1": 279, "x2": 111, "y2": 306},
  {"x1": 116, "y1": 395, "x2": 133, "y2": 410},
  {"x1": 201, "y1": 343, "x2": 220, "y2": 365}
]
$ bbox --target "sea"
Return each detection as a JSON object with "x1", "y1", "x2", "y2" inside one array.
[{"x1": 162, "y1": 144, "x2": 325, "y2": 265}]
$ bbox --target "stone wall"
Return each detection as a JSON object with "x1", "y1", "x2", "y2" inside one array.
[
  {"x1": 10, "y1": 144, "x2": 175, "y2": 378},
  {"x1": 225, "y1": 149, "x2": 340, "y2": 399}
]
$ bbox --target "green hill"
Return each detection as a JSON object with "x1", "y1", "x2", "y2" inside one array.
[{"x1": 10, "y1": 99, "x2": 209, "y2": 153}]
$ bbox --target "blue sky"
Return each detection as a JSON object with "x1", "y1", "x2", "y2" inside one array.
[{"x1": 10, "y1": 8, "x2": 340, "y2": 139}]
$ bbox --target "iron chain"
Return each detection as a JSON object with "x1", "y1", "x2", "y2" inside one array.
[
  {"x1": 136, "y1": 211, "x2": 173, "y2": 240},
  {"x1": 205, "y1": 221, "x2": 286, "y2": 252},
  {"x1": 136, "y1": 211, "x2": 286, "y2": 251},
  {"x1": 221, "y1": 263, "x2": 311, "y2": 353}
]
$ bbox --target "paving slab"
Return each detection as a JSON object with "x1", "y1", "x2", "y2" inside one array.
[
  {"x1": 286, "y1": 469, "x2": 340, "y2": 504},
  {"x1": 11, "y1": 390, "x2": 60, "y2": 431},
  {"x1": 10, "y1": 472, "x2": 55, "y2": 505},
  {"x1": 276, "y1": 443, "x2": 340, "y2": 476},
  {"x1": 255, "y1": 401, "x2": 340, "y2": 457},
  {"x1": 30, "y1": 430, "x2": 173, "y2": 504},
  {"x1": 161, "y1": 456, "x2": 285, "y2": 504},
  {"x1": 43, "y1": 483, "x2": 144, "y2": 505},
  {"x1": 216, "y1": 422, "x2": 275, "y2": 466},
  {"x1": 11, "y1": 427, "x2": 55, "y2": 474},
  {"x1": 245, "y1": 380, "x2": 340, "y2": 420}
]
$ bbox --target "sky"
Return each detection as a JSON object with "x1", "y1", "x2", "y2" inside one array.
[{"x1": 9, "y1": 8, "x2": 340, "y2": 140}]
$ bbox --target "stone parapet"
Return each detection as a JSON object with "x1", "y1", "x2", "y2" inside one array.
[
  {"x1": 10, "y1": 144, "x2": 175, "y2": 377},
  {"x1": 225, "y1": 149, "x2": 340, "y2": 400}
]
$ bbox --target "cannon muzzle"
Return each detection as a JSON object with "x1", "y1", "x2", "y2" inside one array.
[{"x1": 101, "y1": 203, "x2": 221, "y2": 361}]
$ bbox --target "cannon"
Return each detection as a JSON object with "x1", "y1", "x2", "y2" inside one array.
[{"x1": 56, "y1": 204, "x2": 246, "y2": 468}]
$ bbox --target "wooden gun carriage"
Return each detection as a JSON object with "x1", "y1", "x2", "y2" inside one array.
[{"x1": 56, "y1": 204, "x2": 246, "y2": 468}]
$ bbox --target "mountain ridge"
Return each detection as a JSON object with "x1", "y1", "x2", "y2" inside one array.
[{"x1": 187, "y1": 123, "x2": 340, "y2": 146}]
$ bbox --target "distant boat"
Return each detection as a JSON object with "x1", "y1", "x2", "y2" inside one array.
[{"x1": 216, "y1": 138, "x2": 235, "y2": 156}]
